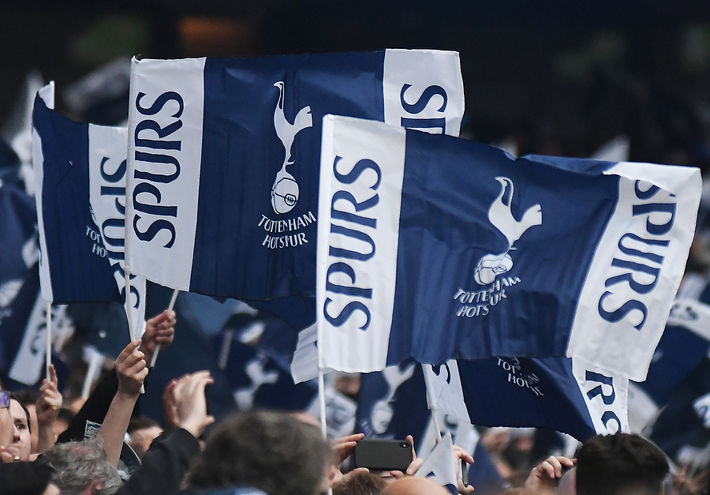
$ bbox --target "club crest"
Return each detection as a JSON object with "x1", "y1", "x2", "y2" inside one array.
[
  {"x1": 270, "y1": 81, "x2": 312, "y2": 214},
  {"x1": 474, "y1": 177, "x2": 542, "y2": 285}
]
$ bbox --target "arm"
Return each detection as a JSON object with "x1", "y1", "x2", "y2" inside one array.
[
  {"x1": 35, "y1": 364, "x2": 63, "y2": 453},
  {"x1": 116, "y1": 371, "x2": 214, "y2": 495},
  {"x1": 99, "y1": 340, "x2": 148, "y2": 467}
]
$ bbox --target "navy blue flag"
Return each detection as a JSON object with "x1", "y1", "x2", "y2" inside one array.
[
  {"x1": 32, "y1": 90, "x2": 147, "y2": 332},
  {"x1": 626, "y1": 276, "x2": 710, "y2": 431},
  {"x1": 317, "y1": 116, "x2": 701, "y2": 381},
  {"x1": 212, "y1": 335, "x2": 317, "y2": 412},
  {"x1": 649, "y1": 358, "x2": 710, "y2": 462},
  {"x1": 424, "y1": 358, "x2": 628, "y2": 441},
  {"x1": 124, "y1": 50, "x2": 464, "y2": 308}
]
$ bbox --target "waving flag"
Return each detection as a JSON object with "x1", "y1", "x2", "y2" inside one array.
[
  {"x1": 124, "y1": 50, "x2": 464, "y2": 306},
  {"x1": 317, "y1": 116, "x2": 700, "y2": 381},
  {"x1": 627, "y1": 276, "x2": 710, "y2": 430},
  {"x1": 32, "y1": 90, "x2": 146, "y2": 333},
  {"x1": 424, "y1": 358, "x2": 628, "y2": 441},
  {"x1": 415, "y1": 432, "x2": 458, "y2": 495}
]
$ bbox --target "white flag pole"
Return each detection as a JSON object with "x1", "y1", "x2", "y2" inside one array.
[
  {"x1": 45, "y1": 301, "x2": 52, "y2": 379},
  {"x1": 150, "y1": 289, "x2": 179, "y2": 368},
  {"x1": 124, "y1": 266, "x2": 144, "y2": 394}
]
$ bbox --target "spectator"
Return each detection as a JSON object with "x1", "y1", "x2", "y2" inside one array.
[
  {"x1": 184, "y1": 410, "x2": 332, "y2": 495},
  {"x1": 333, "y1": 471, "x2": 386, "y2": 495},
  {"x1": 127, "y1": 416, "x2": 163, "y2": 459},
  {"x1": 380, "y1": 477, "x2": 448, "y2": 495},
  {"x1": 576, "y1": 433, "x2": 669, "y2": 495},
  {"x1": 39, "y1": 436, "x2": 122, "y2": 495},
  {"x1": 6, "y1": 397, "x2": 32, "y2": 462},
  {"x1": 0, "y1": 461, "x2": 59, "y2": 495}
]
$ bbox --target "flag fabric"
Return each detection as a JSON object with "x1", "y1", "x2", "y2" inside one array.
[
  {"x1": 626, "y1": 274, "x2": 710, "y2": 431},
  {"x1": 649, "y1": 358, "x2": 710, "y2": 464},
  {"x1": 415, "y1": 432, "x2": 458, "y2": 495},
  {"x1": 124, "y1": 50, "x2": 464, "y2": 308},
  {"x1": 316, "y1": 115, "x2": 701, "y2": 381},
  {"x1": 32, "y1": 88, "x2": 146, "y2": 334},
  {"x1": 423, "y1": 358, "x2": 629, "y2": 441}
]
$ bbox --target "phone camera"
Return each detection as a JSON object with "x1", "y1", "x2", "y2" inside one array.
[{"x1": 400, "y1": 442, "x2": 409, "y2": 448}]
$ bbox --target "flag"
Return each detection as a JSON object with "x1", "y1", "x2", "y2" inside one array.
[
  {"x1": 316, "y1": 115, "x2": 701, "y2": 381},
  {"x1": 649, "y1": 358, "x2": 710, "y2": 465},
  {"x1": 424, "y1": 358, "x2": 629, "y2": 441},
  {"x1": 124, "y1": 50, "x2": 464, "y2": 308},
  {"x1": 355, "y1": 362, "x2": 506, "y2": 493},
  {"x1": 627, "y1": 277, "x2": 710, "y2": 431},
  {"x1": 32, "y1": 88, "x2": 146, "y2": 333},
  {"x1": 211, "y1": 333, "x2": 317, "y2": 412},
  {"x1": 415, "y1": 432, "x2": 458, "y2": 495}
]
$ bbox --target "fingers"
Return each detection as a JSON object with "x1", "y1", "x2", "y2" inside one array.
[
  {"x1": 406, "y1": 457, "x2": 424, "y2": 476},
  {"x1": 389, "y1": 470, "x2": 405, "y2": 479},
  {"x1": 453, "y1": 445, "x2": 474, "y2": 466},
  {"x1": 335, "y1": 433, "x2": 365, "y2": 445},
  {"x1": 459, "y1": 484, "x2": 475, "y2": 494},
  {"x1": 406, "y1": 434, "x2": 417, "y2": 459},
  {"x1": 49, "y1": 364, "x2": 57, "y2": 386},
  {"x1": 117, "y1": 340, "x2": 142, "y2": 363}
]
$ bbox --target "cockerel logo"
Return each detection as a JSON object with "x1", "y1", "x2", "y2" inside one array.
[
  {"x1": 270, "y1": 81, "x2": 313, "y2": 214},
  {"x1": 474, "y1": 177, "x2": 542, "y2": 285}
]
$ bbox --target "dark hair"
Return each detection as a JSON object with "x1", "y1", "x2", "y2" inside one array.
[
  {"x1": 188, "y1": 410, "x2": 332, "y2": 495},
  {"x1": 0, "y1": 461, "x2": 53, "y2": 495},
  {"x1": 576, "y1": 433, "x2": 668, "y2": 495},
  {"x1": 127, "y1": 416, "x2": 160, "y2": 434},
  {"x1": 333, "y1": 471, "x2": 386, "y2": 495},
  {"x1": 10, "y1": 395, "x2": 32, "y2": 435},
  {"x1": 11, "y1": 389, "x2": 38, "y2": 407}
]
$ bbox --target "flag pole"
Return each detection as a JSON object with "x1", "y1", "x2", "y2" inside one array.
[
  {"x1": 423, "y1": 371, "x2": 443, "y2": 441},
  {"x1": 45, "y1": 301, "x2": 52, "y2": 379},
  {"x1": 124, "y1": 265, "x2": 144, "y2": 394},
  {"x1": 150, "y1": 288, "x2": 179, "y2": 368}
]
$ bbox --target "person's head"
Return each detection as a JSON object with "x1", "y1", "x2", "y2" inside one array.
[
  {"x1": 576, "y1": 433, "x2": 668, "y2": 495},
  {"x1": 13, "y1": 389, "x2": 39, "y2": 453},
  {"x1": 38, "y1": 437, "x2": 122, "y2": 495},
  {"x1": 380, "y1": 477, "x2": 449, "y2": 495},
  {"x1": 8, "y1": 398, "x2": 31, "y2": 461},
  {"x1": 188, "y1": 410, "x2": 332, "y2": 495},
  {"x1": 0, "y1": 461, "x2": 56, "y2": 495},
  {"x1": 127, "y1": 416, "x2": 163, "y2": 458},
  {"x1": 333, "y1": 471, "x2": 387, "y2": 495},
  {"x1": 53, "y1": 407, "x2": 74, "y2": 440}
]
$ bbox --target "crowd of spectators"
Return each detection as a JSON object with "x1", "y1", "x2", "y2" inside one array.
[{"x1": 0, "y1": 306, "x2": 700, "y2": 495}]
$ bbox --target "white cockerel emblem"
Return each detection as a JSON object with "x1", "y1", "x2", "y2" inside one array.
[
  {"x1": 474, "y1": 177, "x2": 542, "y2": 285},
  {"x1": 270, "y1": 81, "x2": 313, "y2": 214}
]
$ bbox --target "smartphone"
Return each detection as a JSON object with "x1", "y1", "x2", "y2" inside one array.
[{"x1": 353, "y1": 439, "x2": 412, "y2": 472}]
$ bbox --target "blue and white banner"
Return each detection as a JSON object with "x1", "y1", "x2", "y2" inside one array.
[
  {"x1": 424, "y1": 358, "x2": 628, "y2": 441},
  {"x1": 317, "y1": 116, "x2": 701, "y2": 381},
  {"x1": 32, "y1": 88, "x2": 146, "y2": 334},
  {"x1": 415, "y1": 432, "x2": 458, "y2": 495},
  {"x1": 627, "y1": 275, "x2": 710, "y2": 431},
  {"x1": 124, "y1": 50, "x2": 464, "y2": 305}
]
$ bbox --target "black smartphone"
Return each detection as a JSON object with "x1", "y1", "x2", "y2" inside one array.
[{"x1": 353, "y1": 439, "x2": 412, "y2": 472}]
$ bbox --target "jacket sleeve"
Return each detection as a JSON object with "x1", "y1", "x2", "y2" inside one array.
[
  {"x1": 116, "y1": 428, "x2": 200, "y2": 495},
  {"x1": 57, "y1": 370, "x2": 119, "y2": 443}
]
